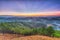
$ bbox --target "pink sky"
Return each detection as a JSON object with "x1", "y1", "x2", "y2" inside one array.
[{"x1": 0, "y1": 11, "x2": 60, "y2": 17}]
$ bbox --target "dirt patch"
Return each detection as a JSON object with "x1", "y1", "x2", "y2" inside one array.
[{"x1": 0, "y1": 33, "x2": 60, "y2": 40}]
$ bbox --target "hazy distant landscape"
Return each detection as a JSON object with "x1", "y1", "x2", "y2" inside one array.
[
  {"x1": 0, "y1": 16, "x2": 60, "y2": 40},
  {"x1": 0, "y1": 16, "x2": 60, "y2": 30}
]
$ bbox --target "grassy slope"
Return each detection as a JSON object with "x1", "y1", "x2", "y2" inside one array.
[
  {"x1": 0, "y1": 34, "x2": 60, "y2": 40},
  {"x1": 13, "y1": 35, "x2": 60, "y2": 40},
  {"x1": 54, "y1": 30, "x2": 60, "y2": 37}
]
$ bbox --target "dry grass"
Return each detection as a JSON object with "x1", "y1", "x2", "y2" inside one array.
[{"x1": 0, "y1": 33, "x2": 60, "y2": 40}]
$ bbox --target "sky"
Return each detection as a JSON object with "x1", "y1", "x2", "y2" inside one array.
[{"x1": 0, "y1": 0, "x2": 60, "y2": 16}]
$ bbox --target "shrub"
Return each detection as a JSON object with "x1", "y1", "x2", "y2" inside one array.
[
  {"x1": 11, "y1": 26, "x2": 33, "y2": 35},
  {"x1": 46, "y1": 26, "x2": 55, "y2": 37}
]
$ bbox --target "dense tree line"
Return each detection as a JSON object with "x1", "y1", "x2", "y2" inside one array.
[{"x1": 0, "y1": 22, "x2": 59, "y2": 37}]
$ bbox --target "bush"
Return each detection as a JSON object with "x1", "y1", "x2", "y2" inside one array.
[
  {"x1": 20, "y1": 29, "x2": 33, "y2": 35},
  {"x1": 38, "y1": 27, "x2": 47, "y2": 35},
  {"x1": 11, "y1": 26, "x2": 33, "y2": 35},
  {"x1": 46, "y1": 26, "x2": 55, "y2": 37}
]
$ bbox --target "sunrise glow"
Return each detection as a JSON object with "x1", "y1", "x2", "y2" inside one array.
[
  {"x1": 0, "y1": 0, "x2": 60, "y2": 17},
  {"x1": 0, "y1": 11, "x2": 60, "y2": 17}
]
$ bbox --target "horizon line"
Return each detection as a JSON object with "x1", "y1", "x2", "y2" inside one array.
[{"x1": 0, "y1": 11, "x2": 60, "y2": 17}]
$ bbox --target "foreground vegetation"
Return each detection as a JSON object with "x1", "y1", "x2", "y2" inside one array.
[
  {"x1": 54, "y1": 30, "x2": 60, "y2": 37},
  {"x1": 0, "y1": 22, "x2": 60, "y2": 37}
]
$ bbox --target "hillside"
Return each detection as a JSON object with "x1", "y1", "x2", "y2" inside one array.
[
  {"x1": 0, "y1": 16, "x2": 60, "y2": 40},
  {"x1": 0, "y1": 34, "x2": 60, "y2": 40}
]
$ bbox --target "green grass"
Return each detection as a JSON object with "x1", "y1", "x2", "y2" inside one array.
[{"x1": 54, "y1": 30, "x2": 60, "y2": 38}]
